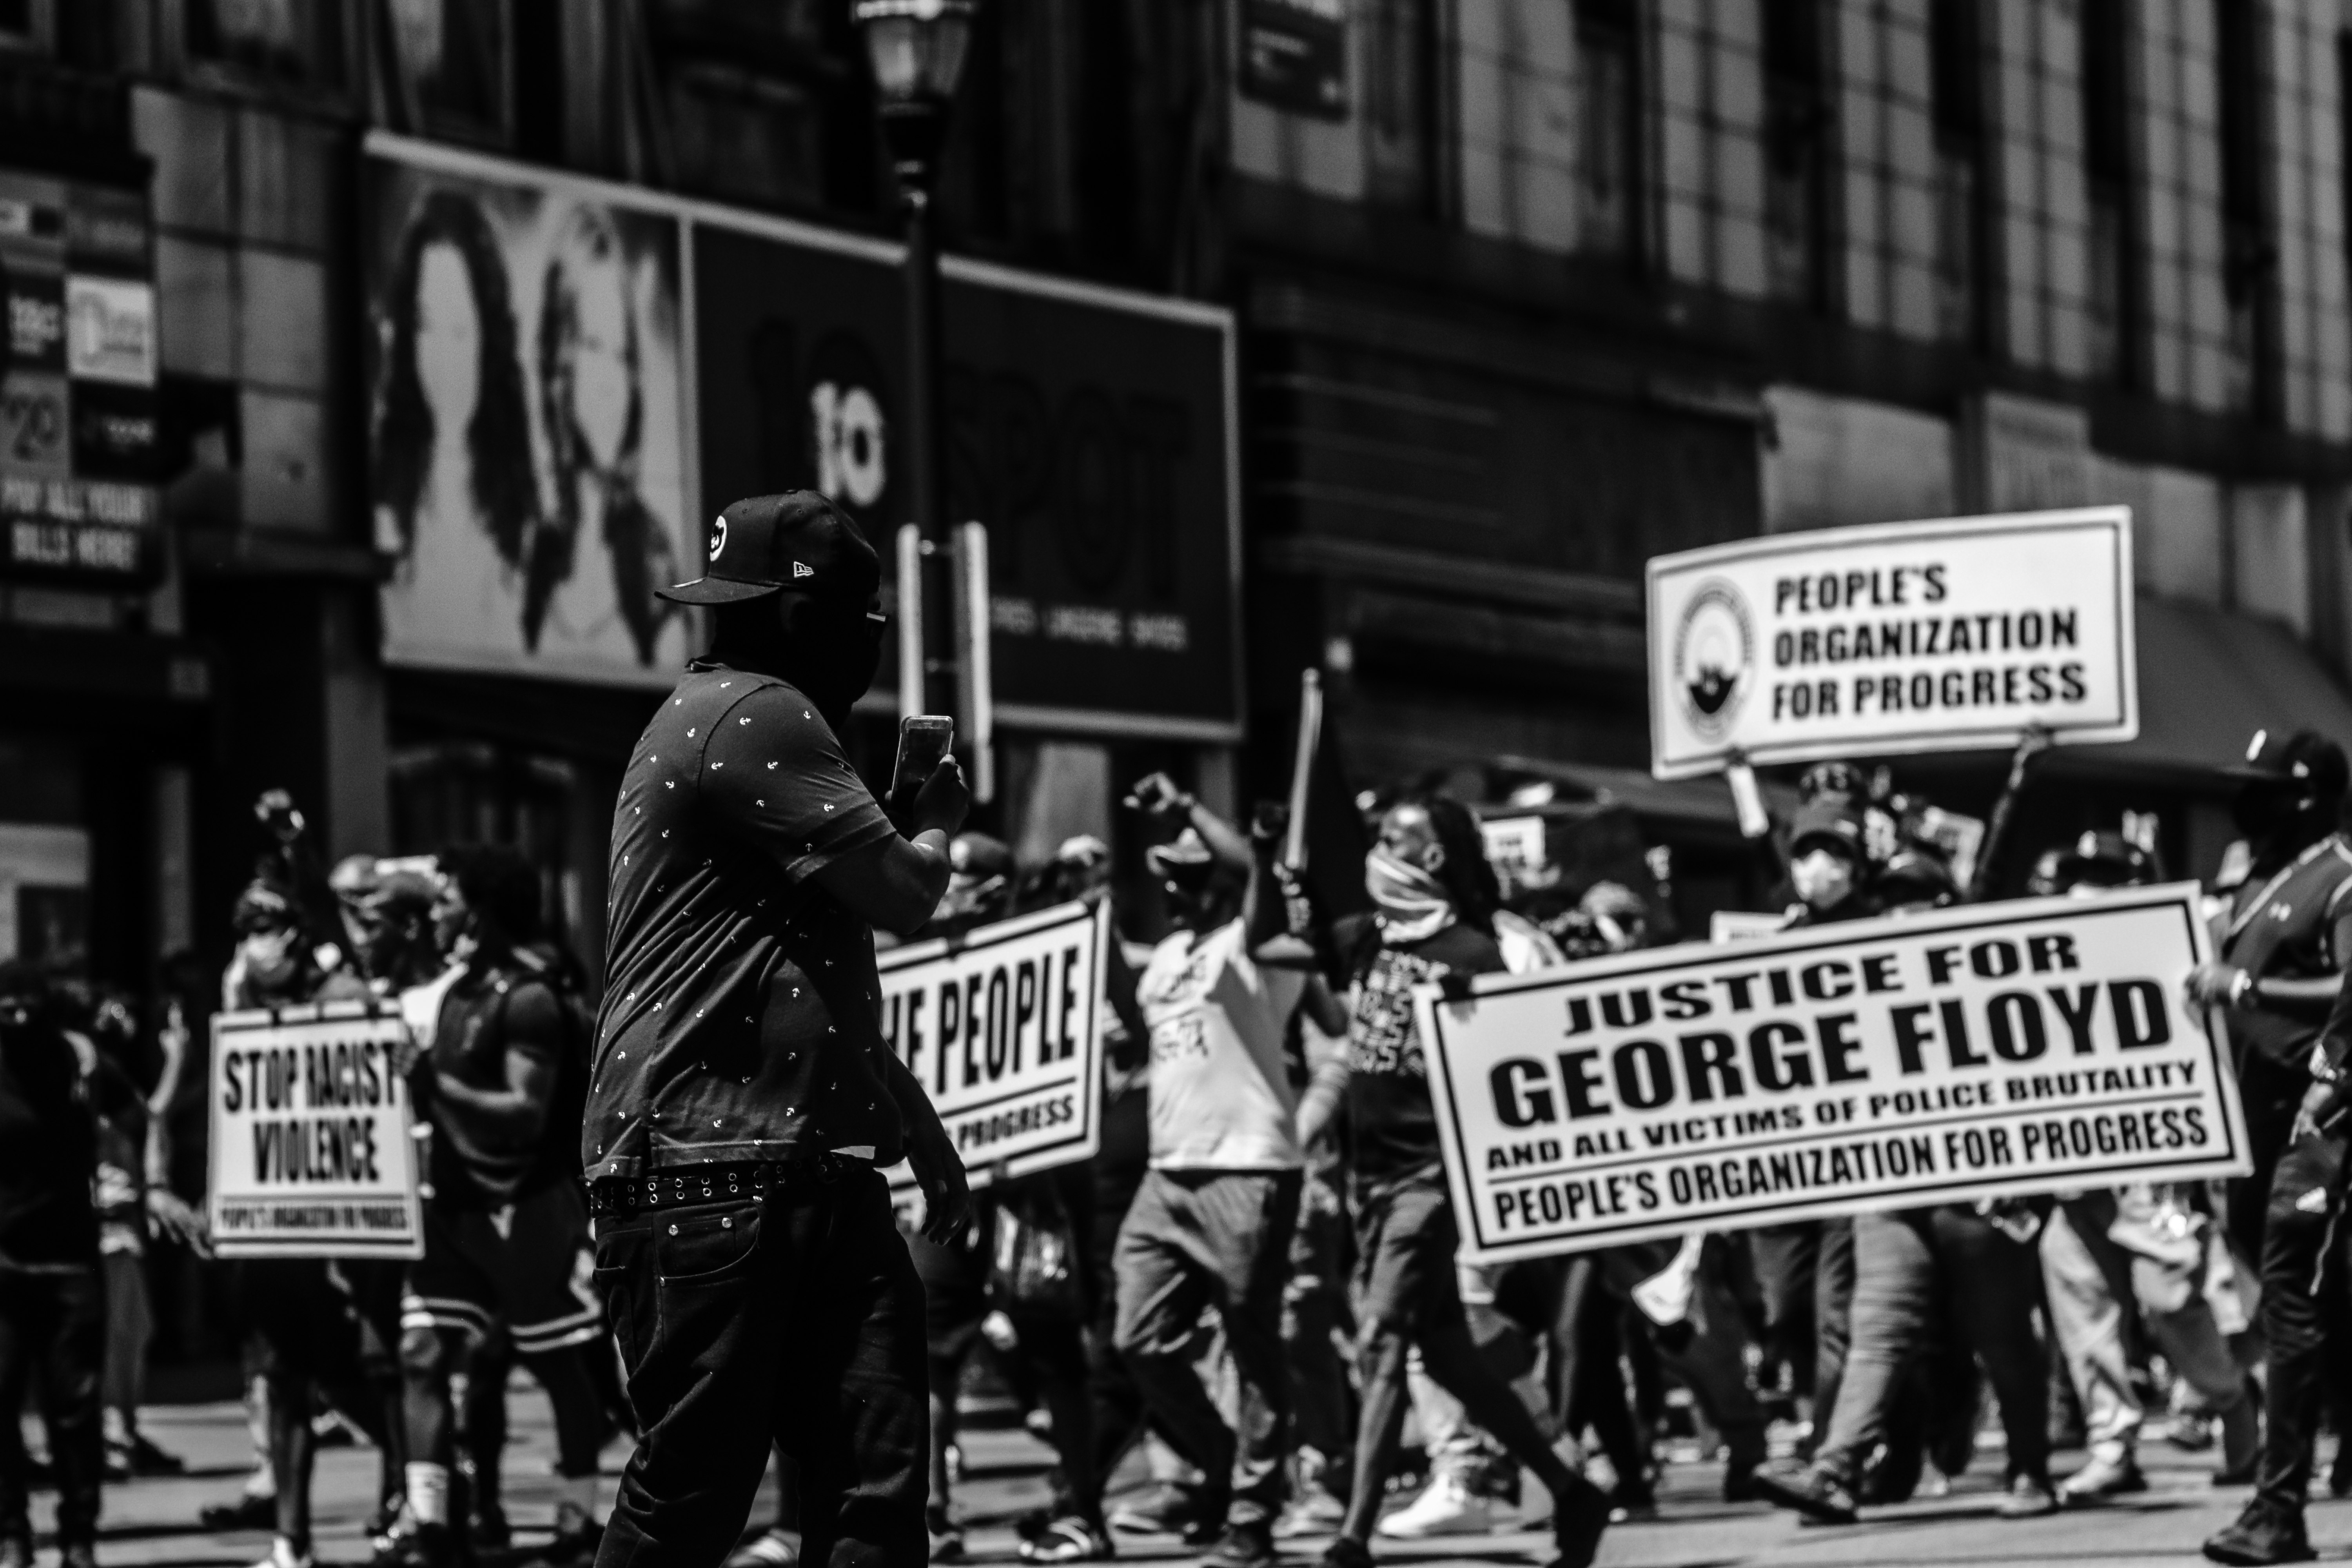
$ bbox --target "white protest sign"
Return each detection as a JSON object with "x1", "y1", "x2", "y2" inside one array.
[
  {"x1": 1647, "y1": 507, "x2": 2136, "y2": 779},
  {"x1": 1416, "y1": 885, "x2": 2243, "y2": 1263},
  {"x1": 207, "y1": 1002, "x2": 424, "y2": 1259},
  {"x1": 879, "y1": 899, "x2": 1107, "y2": 1188},
  {"x1": 1709, "y1": 910, "x2": 1791, "y2": 944}
]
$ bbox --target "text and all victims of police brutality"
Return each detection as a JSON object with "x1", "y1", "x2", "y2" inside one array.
[
  {"x1": 877, "y1": 898, "x2": 1108, "y2": 1190},
  {"x1": 1415, "y1": 885, "x2": 2247, "y2": 1263}
]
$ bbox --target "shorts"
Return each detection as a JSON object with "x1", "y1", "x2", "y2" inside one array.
[
  {"x1": 402, "y1": 1181, "x2": 602, "y2": 1356},
  {"x1": 1351, "y1": 1174, "x2": 1461, "y2": 1334}
]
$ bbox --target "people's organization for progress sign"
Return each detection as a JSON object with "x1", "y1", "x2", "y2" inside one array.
[
  {"x1": 1416, "y1": 886, "x2": 2243, "y2": 1263},
  {"x1": 1648, "y1": 508, "x2": 2137, "y2": 779},
  {"x1": 207, "y1": 1003, "x2": 424, "y2": 1259},
  {"x1": 879, "y1": 900, "x2": 1108, "y2": 1187}
]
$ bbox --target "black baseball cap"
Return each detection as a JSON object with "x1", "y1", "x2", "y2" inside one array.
[
  {"x1": 1789, "y1": 797, "x2": 1866, "y2": 859},
  {"x1": 656, "y1": 492, "x2": 880, "y2": 606},
  {"x1": 2224, "y1": 728, "x2": 2348, "y2": 790}
]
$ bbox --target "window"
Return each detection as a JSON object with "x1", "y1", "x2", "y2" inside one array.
[
  {"x1": 1363, "y1": 0, "x2": 1437, "y2": 215},
  {"x1": 375, "y1": 0, "x2": 513, "y2": 148},
  {"x1": 2215, "y1": 0, "x2": 2274, "y2": 416},
  {"x1": 182, "y1": 0, "x2": 350, "y2": 95},
  {"x1": 1576, "y1": 0, "x2": 1640, "y2": 263},
  {"x1": 1762, "y1": 0, "x2": 1832, "y2": 309},
  {"x1": 2082, "y1": 0, "x2": 2136, "y2": 382},
  {"x1": 643, "y1": 0, "x2": 871, "y2": 215},
  {"x1": 1929, "y1": 0, "x2": 1985, "y2": 346},
  {"x1": 0, "y1": 0, "x2": 53, "y2": 53}
]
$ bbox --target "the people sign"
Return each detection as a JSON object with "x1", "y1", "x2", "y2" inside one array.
[
  {"x1": 1647, "y1": 508, "x2": 2137, "y2": 779},
  {"x1": 880, "y1": 900, "x2": 1108, "y2": 1187},
  {"x1": 207, "y1": 1002, "x2": 425, "y2": 1259},
  {"x1": 1415, "y1": 886, "x2": 2245, "y2": 1263}
]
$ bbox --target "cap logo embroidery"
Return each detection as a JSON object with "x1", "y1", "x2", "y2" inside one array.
[
  {"x1": 710, "y1": 516, "x2": 728, "y2": 561},
  {"x1": 793, "y1": 560, "x2": 815, "y2": 578}
]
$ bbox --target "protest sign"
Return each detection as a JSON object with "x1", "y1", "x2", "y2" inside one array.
[
  {"x1": 1416, "y1": 885, "x2": 2243, "y2": 1263},
  {"x1": 1648, "y1": 507, "x2": 2137, "y2": 779},
  {"x1": 879, "y1": 899, "x2": 1108, "y2": 1188},
  {"x1": 1710, "y1": 910, "x2": 1790, "y2": 943},
  {"x1": 207, "y1": 1002, "x2": 424, "y2": 1259}
]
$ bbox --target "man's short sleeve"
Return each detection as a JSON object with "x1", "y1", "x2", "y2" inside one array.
[{"x1": 701, "y1": 683, "x2": 897, "y2": 883}]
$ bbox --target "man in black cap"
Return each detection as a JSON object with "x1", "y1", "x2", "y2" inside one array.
[
  {"x1": 587, "y1": 493, "x2": 969, "y2": 1568},
  {"x1": 2198, "y1": 731, "x2": 2352, "y2": 1565}
]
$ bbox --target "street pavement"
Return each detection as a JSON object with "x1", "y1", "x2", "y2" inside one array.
[{"x1": 22, "y1": 1391, "x2": 2352, "y2": 1568}]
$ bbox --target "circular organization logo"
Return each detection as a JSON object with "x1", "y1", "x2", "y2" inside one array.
[
  {"x1": 708, "y1": 515, "x2": 728, "y2": 561},
  {"x1": 1671, "y1": 578, "x2": 1753, "y2": 742}
]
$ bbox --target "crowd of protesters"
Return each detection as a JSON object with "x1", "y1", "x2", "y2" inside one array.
[{"x1": 10, "y1": 717, "x2": 2352, "y2": 1568}]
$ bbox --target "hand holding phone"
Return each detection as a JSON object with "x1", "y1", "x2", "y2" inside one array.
[{"x1": 890, "y1": 715, "x2": 967, "y2": 837}]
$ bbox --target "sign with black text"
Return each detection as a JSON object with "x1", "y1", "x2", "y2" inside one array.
[
  {"x1": 1648, "y1": 508, "x2": 2136, "y2": 779},
  {"x1": 880, "y1": 900, "x2": 1108, "y2": 1187},
  {"x1": 1417, "y1": 886, "x2": 2242, "y2": 1263},
  {"x1": 207, "y1": 1003, "x2": 424, "y2": 1259}
]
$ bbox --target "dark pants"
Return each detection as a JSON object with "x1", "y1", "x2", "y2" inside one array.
[
  {"x1": 1813, "y1": 1208, "x2": 2047, "y2": 1489},
  {"x1": 2230, "y1": 1052, "x2": 2309, "y2": 1268},
  {"x1": 1283, "y1": 1167, "x2": 1355, "y2": 1494},
  {"x1": 2256, "y1": 1121, "x2": 2352, "y2": 1512},
  {"x1": 0, "y1": 1265, "x2": 105, "y2": 1548},
  {"x1": 1112, "y1": 1168, "x2": 1301, "y2": 1527},
  {"x1": 242, "y1": 1259, "x2": 405, "y2": 1546},
  {"x1": 593, "y1": 1168, "x2": 928, "y2": 1568},
  {"x1": 1749, "y1": 1219, "x2": 1853, "y2": 1417}
]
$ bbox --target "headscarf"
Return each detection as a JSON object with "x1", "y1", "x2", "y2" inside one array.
[{"x1": 1366, "y1": 846, "x2": 1454, "y2": 944}]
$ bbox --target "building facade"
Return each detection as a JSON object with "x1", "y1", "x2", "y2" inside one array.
[{"x1": 5, "y1": 0, "x2": 2352, "y2": 984}]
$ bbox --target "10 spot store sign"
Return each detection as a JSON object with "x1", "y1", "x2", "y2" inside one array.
[
  {"x1": 879, "y1": 898, "x2": 1109, "y2": 1189},
  {"x1": 208, "y1": 1001, "x2": 424, "y2": 1259},
  {"x1": 1416, "y1": 884, "x2": 2245, "y2": 1263},
  {"x1": 1647, "y1": 507, "x2": 2137, "y2": 779}
]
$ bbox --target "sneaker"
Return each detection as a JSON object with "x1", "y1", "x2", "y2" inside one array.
[
  {"x1": 468, "y1": 1506, "x2": 511, "y2": 1553},
  {"x1": 372, "y1": 1523, "x2": 462, "y2": 1568},
  {"x1": 1316, "y1": 1539, "x2": 1371, "y2": 1568},
  {"x1": 1273, "y1": 1490, "x2": 1346, "y2": 1540},
  {"x1": 1200, "y1": 1520, "x2": 1274, "y2": 1568},
  {"x1": 1607, "y1": 1483, "x2": 1658, "y2": 1524},
  {"x1": 1377, "y1": 1474, "x2": 1494, "y2": 1539},
  {"x1": 202, "y1": 1494, "x2": 280, "y2": 1532},
  {"x1": 2204, "y1": 1498, "x2": 2316, "y2": 1564},
  {"x1": 1108, "y1": 1485, "x2": 1210, "y2": 1538},
  {"x1": 542, "y1": 1504, "x2": 604, "y2": 1567},
  {"x1": 117, "y1": 1433, "x2": 187, "y2": 1476},
  {"x1": 250, "y1": 1539, "x2": 316, "y2": 1568},
  {"x1": 1748, "y1": 1465, "x2": 1858, "y2": 1526},
  {"x1": 58, "y1": 1545, "x2": 96, "y2": 1568},
  {"x1": 725, "y1": 1528, "x2": 800, "y2": 1568},
  {"x1": 2058, "y1": 1454, "x2": 2147, "y2": 1503},
  {"x1": 1997, "y1": 1475, "x2": 2058, "y2": 1519},
  {"x1": 1020, "y1": 1517, "x2": 1114, "y2": 1563},
  {"x1": 1548, "y1": 1482, "x2": 1612, "y2": 1568}
]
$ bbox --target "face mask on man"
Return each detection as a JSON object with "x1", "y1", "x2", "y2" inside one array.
[{"x1": 1791, "y1": 847, "x2": 1857, "y2": 911}]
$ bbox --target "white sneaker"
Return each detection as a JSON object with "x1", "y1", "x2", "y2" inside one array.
[
  {"x1": 725, "y1": 1527, "x2": 801, "y2": 1568},
  {"x1": 249, "y1": 1538, "x2": 313, "y2": 1568},
  {"x1": 1377, "y1": 1474, "x2": 1495, "y2": 1539}
]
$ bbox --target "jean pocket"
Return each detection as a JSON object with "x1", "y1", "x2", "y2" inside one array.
[
  {"x1": 656, "y1": 1201, "x2": 764, "y2": 1287},
  {"x1": 592, "y1": 1223, "x2": 654, "y2": 1374}
]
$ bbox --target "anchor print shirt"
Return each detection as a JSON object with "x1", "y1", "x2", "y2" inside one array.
[{"x1": 586, "y1": 662, "x2": 903, "y2": 1181}]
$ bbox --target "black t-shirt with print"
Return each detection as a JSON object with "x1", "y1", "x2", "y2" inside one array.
[
  {"x1": 1338, "y1": 915, "x2": 1507, "y2": 1192},
  {"x1": 586, "y1": 662, "x2": 904, "y2": 1181},
  {"x1": 425, "y1": 962, "x2": 567, "y2": 1209}
]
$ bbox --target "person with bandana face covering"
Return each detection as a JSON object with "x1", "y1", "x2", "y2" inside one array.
[
  {"x1": 588, "y1": 491, "x2": 972, "y2": 1568},
  {"x1": 1312, "y1": 795, "x2": 1611, "y2": 1568},
  {"x1": 2200, "y1": 731, "x2": 2352, "y2": 1566}
]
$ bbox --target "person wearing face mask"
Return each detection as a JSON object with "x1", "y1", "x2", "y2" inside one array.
[
  {"x1": 1311, "y1": 795, "x2": 1612, "y2": 1568},
  {"x1": 588, "y1": 492, "x2": 971, "y2": 1568},
  {"x1": 1111, "y1": 776, "x2": 1342, "y2": 1568},
  {"x1": 378, "y1": 846, "x2": 611, "y2": 1568}
]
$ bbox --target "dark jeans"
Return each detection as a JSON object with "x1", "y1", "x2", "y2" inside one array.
[
  {"x1": 1749, "y1": 1218, "x2": 1853, "y2": 1416},
  {"x1": 0, "y1": 1265, "x2": 105, "y2": 1548},
  {"x1": 1112, "y1": 1168, "x2": 1301, "y2": 1527},
  {"x1": 1283, "y1": 1167, "x2": 1355, "y2": 1493},
  {"x1": 2230, "y1": 1052, "x2": 2310, "y2": 1267},
  {"x1": 1813, "y1": 1208, "x2": 2047, "y2": 1488},
  {"x1": 2256, "y1": 1121, "x2": 2352, "y2": 1512},
  {"x1": 592, "y1": 1167, "x2": 927, "y2": 1568}
]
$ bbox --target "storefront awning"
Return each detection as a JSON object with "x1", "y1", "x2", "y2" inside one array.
[{"x1": 2048, "y1": 597, "x2": 2352, "y2": 787}]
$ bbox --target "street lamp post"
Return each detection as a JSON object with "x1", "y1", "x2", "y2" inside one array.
[{"x1": 853, "y1": 0, "x2": 975, "y2": 733}]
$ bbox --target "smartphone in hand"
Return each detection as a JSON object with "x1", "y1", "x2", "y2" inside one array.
[{"x1": 892, "y1": 715, "x2": 955, "y2": 805}]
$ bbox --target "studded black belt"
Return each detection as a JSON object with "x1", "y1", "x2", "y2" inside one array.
[{"x1": 587, "y1": 1156, "x2": 851, "y2": 1218}]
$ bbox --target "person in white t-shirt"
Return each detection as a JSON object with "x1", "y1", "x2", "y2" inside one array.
[{"x1": 1113, "y1": 777, "x2": 1343, "y2": 1568}]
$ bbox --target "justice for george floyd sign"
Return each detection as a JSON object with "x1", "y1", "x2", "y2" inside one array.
[
  {"x1": 879, "y1": 900, "x2": 1108, "y2": 1188},
  {"x1": 207, "y1": 1003, "x2": 425, "y2": 1259},
  {"x1": 1647, "y1": 508, "x2": 2137, "y2": 779},
  {"x1": 1416, "y1": 886, "x2": 2244, "y2": 1263}
]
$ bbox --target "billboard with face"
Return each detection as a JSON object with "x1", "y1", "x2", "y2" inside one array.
[{"x1": 365, "y1": 145, "x2": 692, "y2": 686}]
